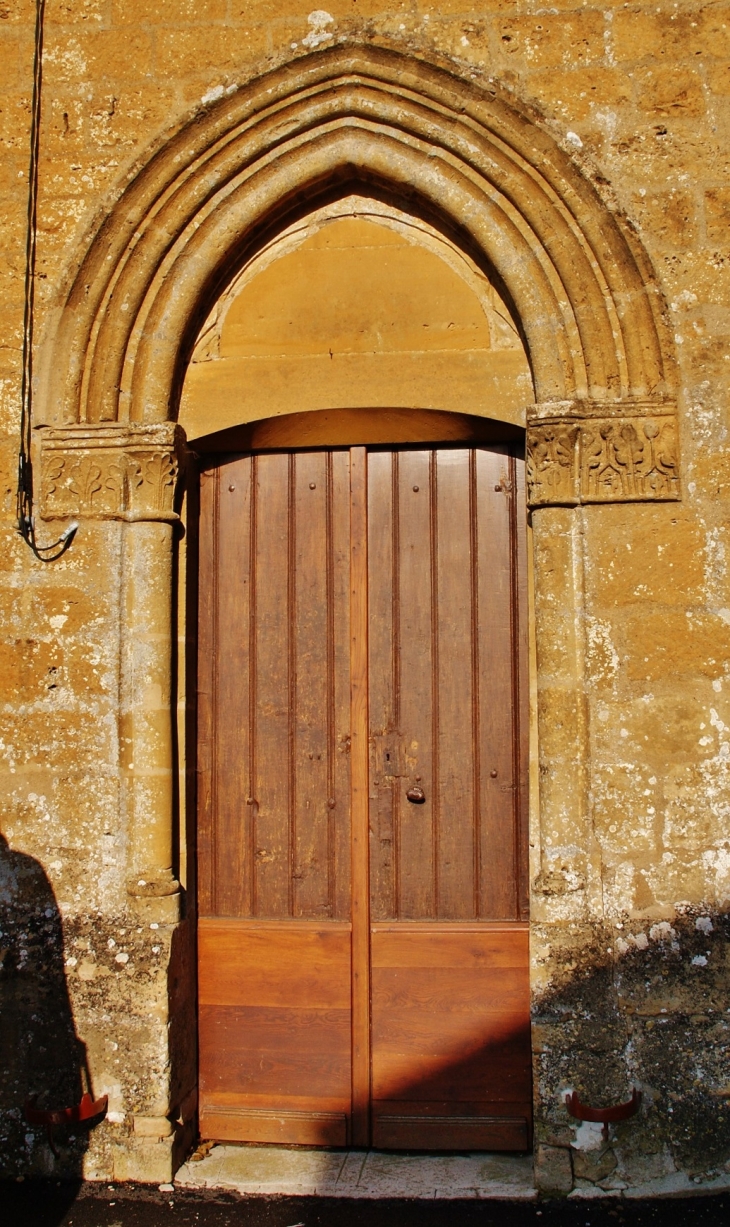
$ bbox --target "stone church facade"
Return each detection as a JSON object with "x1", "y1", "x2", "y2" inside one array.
[{"x1": 1, "y1": 0, "x2": 729, "y2": 1196}]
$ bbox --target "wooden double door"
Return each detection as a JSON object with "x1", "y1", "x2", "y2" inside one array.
[{"x1": 197, "y1": 442, "x2": 530, "y2": 1150}]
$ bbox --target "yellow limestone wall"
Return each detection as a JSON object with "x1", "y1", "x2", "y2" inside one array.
[{"x1": 0, "y1": 0, "x2": 729, "y2": 1193}]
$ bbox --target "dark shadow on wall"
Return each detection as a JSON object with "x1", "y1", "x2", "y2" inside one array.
[
  {"x1": 0, "y1": 831, "x2": 87, "y2": 1199},
  {"x1": 532, "y1": 907, "x2": 730, "y2": 1188}
]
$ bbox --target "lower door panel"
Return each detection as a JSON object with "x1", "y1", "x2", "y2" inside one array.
[
  {"x1": 372, "y1": 1104, "x2": 529, "y2": 1151},
  {"x1": 371, "y1": 923, "x2": 531, "y2": 1150},
  {"x1": 198, "y1": 918, "x2": 352, "y2": 1145}
]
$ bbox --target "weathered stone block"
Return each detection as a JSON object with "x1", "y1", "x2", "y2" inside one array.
[
  {"x1": 705, "y1": 186, "x2": 730, "y2": 245},
  {"x1": 635, "y1": 66, "x2": 706, "y2": 117},
  {"x1": 495, "y1": 12, "x2": 606, "y2": 70},
  {"x1": 527, "y1": 67, "x2": 632, "y2": 122},
  {"x1": 630, "y1": 189, "x2": 700, "y2": 250},
  {"x1": 112, "y1": 1135, "x2": 176, "y2": 1184},
  {"x1": 611, "y1": 9, "x2": 699, "y2": 64},
  {"x1": 534, "y1": 1144, "x2": 573, "y2": 1196},
  {"x1": 572, "y1": 1145, "x2": 618, "y2": 1184},
  {"x1": 155, "y1": 26, "x2": 266, "y2": 77},
  {"x1": 112, "y1": 0, "x2": 228, "y2": 23},
  {"x1": 133, "y1": 1116, "x2": 174, "y2": 1138}
]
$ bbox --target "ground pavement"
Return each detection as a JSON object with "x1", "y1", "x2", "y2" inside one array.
[{"x1": 5, "y1": 1146, "x2": 730, "y2": 1227}]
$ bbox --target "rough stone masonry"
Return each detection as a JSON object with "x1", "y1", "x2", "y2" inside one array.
[{"x1": 1, "y1": 0, "x2": 730, "y2": 1197}]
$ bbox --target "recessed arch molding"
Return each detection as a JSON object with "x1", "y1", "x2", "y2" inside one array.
[{"x1": 36, "y1": 44, "x2": 680, "y2": 516}]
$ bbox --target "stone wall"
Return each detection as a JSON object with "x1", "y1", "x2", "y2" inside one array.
[{"x1": 0, "y1": 0, "x2": 729, "y2": 1191}]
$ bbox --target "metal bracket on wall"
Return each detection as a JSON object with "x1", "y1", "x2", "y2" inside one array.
[
  {"x1": 565, "y1": 1087, "x2": 642, "y2": 1142},
  {"x1": 25, "y1": 1091, "x2": 108, "y2": 1157}
]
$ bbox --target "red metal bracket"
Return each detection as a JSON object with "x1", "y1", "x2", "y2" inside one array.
[
  {"x1": 25, "y1": 1092, "x2": 108, "y2": 1156},
  {"x1": 565, "y1": 1087, "x2": 641, "y2": 1141}
]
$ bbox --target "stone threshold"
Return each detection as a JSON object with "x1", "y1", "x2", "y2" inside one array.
[{"x1": 175, "y1": 1145, "x2": 537, "y2": 1199}]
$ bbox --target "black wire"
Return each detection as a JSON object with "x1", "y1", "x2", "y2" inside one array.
[{"x1": 17, "y1": 0, "x2": 76, "y2": 563}]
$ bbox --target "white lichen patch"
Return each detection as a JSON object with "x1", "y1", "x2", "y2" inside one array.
[
  {"x1": 585, "y1": 616, "x2": 620, "y2": 686},
  {"x1": 649, "y1": 921, "x2": 676, "y2": 942},
  {"x1": 704, "y1": 526, "x2": 728, "y2": 609},
  {"x1": 201, "y1": 84, "x2": 225, "y2": 105},
  {"x1": 302, "y1": 10, "x2": 334, "y2": 48},
  {"x1": 701, "y1": 845, "x2": 730, "y2": 907},
  {"x1": 616, "y1": 930, "x2": 650, "y2": 953},
  {"x1": 43, "y1": 38, "x2": 88, "y2": 78}
]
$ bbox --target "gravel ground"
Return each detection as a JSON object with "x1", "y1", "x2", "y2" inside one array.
[{"x1": 3, "y1": 1183, "x2": 730, "y2": 1227}]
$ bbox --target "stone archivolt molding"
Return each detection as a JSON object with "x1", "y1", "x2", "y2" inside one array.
[
  {"x1": 32, "y1": 44, "x2": 682, "y2": 923},
  {"x1": 37, "y1": 44, "x2": 679, "y2": 512},
  {"x1": 39, "y1": 424, "x2": 183, "y2": 522},
  {"x1": 526, "y1": 406, "x2": 679, "y2": 507}
]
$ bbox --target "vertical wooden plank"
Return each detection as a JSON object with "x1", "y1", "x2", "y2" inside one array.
[
  {"x1": 350, "y1": 445, "x2": 371, "y2": 1146},
  {"x1": 367, "y1": 450, "x2": 396, "y2": 922},
  {"x1": 434, "y1": 449, "x2": 476, "y2": 918},
  {"x1": 476, "y1": 447, "x2": 518, "y2": 918},
  {"x1": 293, "y1": 452, "x2": 330, "y2": 918},
  {"x1": 184, "y1": 465, "x2": 201, "y2": 911},
  {"x1": 396, "y1": 450, "x2": 435, "y2": 919},
  {"x1": 512, "y1": 452, "x2": 530, "y2": 921},
  {"x1": 331, "y1": 450, "x2": 352, "y2": 922},
  {"x1": 214, "y1": 456, "x2": 253, "y2": 917},
  {"x1": 253, "y1": 452, "x2": 292, "y2": 917},
  {"x1": 197, "y1": 464, "x2": 218, "y2": 917}
]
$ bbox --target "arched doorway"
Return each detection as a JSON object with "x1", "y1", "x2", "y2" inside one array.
[
  {"x1": 188, "y1": 201, "x2": 532, "y2": 1149},
  {"x1": 35, "y1": 44, "x2": 678, "y2": 1168}
]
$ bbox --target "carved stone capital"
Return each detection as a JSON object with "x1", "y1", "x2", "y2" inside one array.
[
  {"x1": 38, "y1": 423, "x2": 186, "y2": 522},
  {"x1": 527, "y1": 414, "x2": 680, "y2": 507}
]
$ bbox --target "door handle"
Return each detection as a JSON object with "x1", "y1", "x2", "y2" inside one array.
[{"x1": 406, "y1": 785, "x2": 426, "y2": 804}]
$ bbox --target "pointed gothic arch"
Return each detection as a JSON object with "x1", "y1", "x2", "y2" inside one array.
[
  {"x1": 34, "y1": 43, "x2": 681, "y2": 936},
  {"x1": 41, "y1": 44, "x2": 675, "y2": 430}
]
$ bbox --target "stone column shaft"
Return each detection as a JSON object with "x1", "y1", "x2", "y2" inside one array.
[
  {"x1": 39, "y1": 422, "x2": 185, "y2": 920},
  {"x1": 121, "y1": 519, "x2": 178, "y2": 905}
]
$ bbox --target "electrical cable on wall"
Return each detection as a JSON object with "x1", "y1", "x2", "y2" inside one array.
[{"x1": 17, "y1": 0, "x2": 77, "y2": 562}]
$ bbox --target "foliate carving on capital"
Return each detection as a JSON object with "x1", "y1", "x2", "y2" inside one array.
[
  {"x1": 525, "y1": 424, "x2": 579, "y2": 506},
  {"x1": 527, "y1": 415, "x2": 680, "y2": 507},
  {"x1": 39, "y1": 424, "x2": 185, "y2": 521}
]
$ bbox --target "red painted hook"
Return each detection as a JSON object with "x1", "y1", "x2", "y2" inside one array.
[
  {"x1": 565, "y1": 1087, "x2": 641, "y2": 1141},
  {"x1": 25, "y1": 1092, "x2": 108, "y2": 1157}
]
